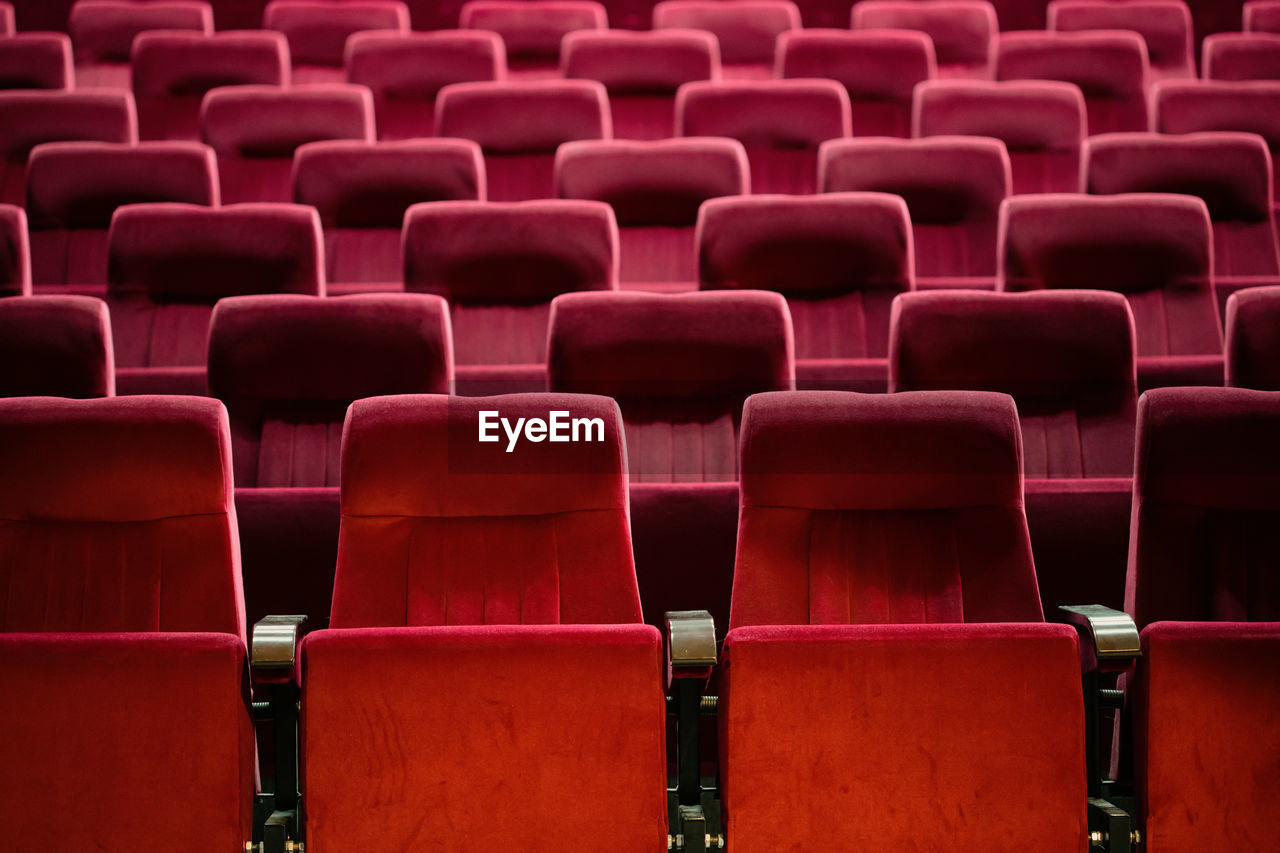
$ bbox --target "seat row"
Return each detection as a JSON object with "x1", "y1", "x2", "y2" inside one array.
[{"x1": 2, "y1": 386, "x2": 1276, "y2": 851}]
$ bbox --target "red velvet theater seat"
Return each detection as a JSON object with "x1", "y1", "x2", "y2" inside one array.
[
  {"x1": 996, "y1": 30, "x2": 1150, "y2": 134},
  {"x1": 0, "y1": 90, "x2": 137, "y2": 206},
  {"x1": 435, "y1": 80, "x2": 610, "y2": 201},
  {"x1": 200, "y1": 83, "x2": 374, "y2": 204},
  {"x1": 403, "y1": 199, "x2": 617, "y2": 394},
  {"x1": 653, "y1": 0, "x2": 799, "y2": 80},
  {"x1": 69, "y1": 0, "x2": 213, "y2": 89},
  {"x1": 999, "y1": 193, "x2": 1222, "y2": 390},
  {"x1": 0, "y1": 203, "x2": 31, "y2": 296},
  {"x1": 0, "y1": 395, "x2": 253, "y2": 851},
  {"x1": 132, "y1": 30, "x2": 290, "y2": 141},
  {"x1": 819, "y1": 135, "x2": 1009, "y2": 288},
  {"x1": 675, "y1": 79, "x2": 850, "y2": 194},
  {"x1": 1202, "y1": 33, "x2": 1280, "y2": 81},
  {"x1": 697, "y1": 192, "x2": 910, "y2": 391},
  {"x1": 263, "y1": 0, "x2": 409, "y2": 84},
  {"x1": 460, "y1": 0, "x2": 606, "y2": 78},
  {"x1": 777, "y1": 29, "x2": 937, "y2": 138},
  {"x1": 561, "y1": 29, "x2": 719, "y2": 140},
  {"x1": 345, "y1": 30, "x2": 506, "y2": 141},
  {"x1": 293, "y1": 138, "x2": 484, "y2": 288},
  {"x1": 26, "y1": 140, "x2": 219, "y2": 289},
  {"x1": 1048, "y1": 0, "x2": 1194, "y2": 81},
  {"x1": 0, "y1": 295, "x2": 114, "y2": 397},
  {"x1": 852, "y1": 0, "x2": 997, "y2": 80},
  {"x1": 0, "y1": 33, "x2": 74, "y2": 90},
  {"x1": 913, "y1": 79, "x2": 1086, "y2": 194},
  {"x1": 554, "y1": 137, "x2": 749, "y2": 288},
  {"x1": 106, "y1": 202, "x2": 325, "y2": 395},
  {"x1": 1083, "y1": 131, "x2": 1280, "y2": 316},
  {"x1": 1246, "y1": 0, "x2": 1280, "y2": 32},
  {"x1": 1226, "y1": 285, "x2": 1280, "y2": 389}
]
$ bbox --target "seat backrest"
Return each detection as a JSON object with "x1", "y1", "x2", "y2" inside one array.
[
  {"x1": 1127, "y1": 386, "x2": 1280, "y2": 626},
  {"x1": 820, "y1": 135, "x2": 1009, "y2": 278},
  {"x1": 0, "y1": 33, "x2": 74, "y2": 90},
  {"x1": 25, "y1": 141, "x2": 219, "y2": 286},
  {"x1": 0, "y1": 395, "x2": 244, "y2": 639},
  {"x1": 562, "y1": 28, "x2": 718, "y2": 93},
  {"x1": 208, "y1": 293, "x2": 452, "y2": 487},
  {"x1": 548, "y1": 289, "x2": 794, "y2": 482},
  {"x1": 345, "y1": 29, "x2": 505, "y2": 100},
  {"x1": 460, "y1": 0, "x2": 606, "y2": 60},
  {"x1": 652, "y1": 0, "x2": 800, "y2": 65},
  {"x1": 0, "y1": 90, "x2": 137, "y2": 164},
  {"x1": 0, "y1": 204, "x2": 30, "y2": 296},
  {"x1": 263, "y1": 0, "x2": 409, "y2": 66},
  {"x1": 0, "y1": 295, "x2": 114, "y2": 398},
  {"x1": 1153, "y1": 80, "x2": 1280, "y2": 156},
  {"x1": 435, "y1": 79, "x2": 610, "y2": 153},
  {"x1": 0, "y1": 3, "x2": 13, "y2": 36},
  {"x1": 200, "y1": 84, "x2": 375, "y2": 158},
  {"x1": 890, "y1": 289, "x2": 1137, "y2": 477},
  {"x1": 331, "y1": 392, "x2": 643, "y2": 626},
  {"x1": 852, "y1": 0, "x2": 997, "y2": 76},
  {"x1": 732, "y1": 389, "x2": 1043, "y2": 627},
  {"x1": 70, "y1": 0, "x2": 213, "y2": 63},
  {"x1": 1226, "y1": 285, "x2": 1280, "y2": 390},
  {"x1": 1246, "y1": 0, "x2": 1280, "y2": 32},
  {"x1": 1048, "y1": 0, "x2": 1193, "y2": 78},
  {"x1": 1203, "y1": 33, "x2": 1280, "y2": 81}
]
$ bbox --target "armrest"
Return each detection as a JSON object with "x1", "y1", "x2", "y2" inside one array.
[
  {"x1": 251, "y1": 614, "x2": 308, "y2": 686},
  {"x1": 250, "y1": 615, "x2": 308, "y2": 853},
  {"x1": 1056, "y1": 605, "x2": 1141, "y2": 674},
  {"x1": 665, "y1": 609, "x2": 716, "y2": 686},
  {"x1": 665, "y1": 610, "x2": 720, "y2": 844}
]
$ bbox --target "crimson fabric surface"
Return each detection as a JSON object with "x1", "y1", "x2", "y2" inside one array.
[
  {"x1": 264, "y1": 0, "x2": 408, "y2": 81},
  {"x1": 1132, "y1": 621, "x2": 1280, "y2": 852},
  {"x1": 461, "y1": 0, "x2": 605, "y2": 72},
  {"x1": 294, "y1": 138, "x2": 484, "y2": 285},
  {"x1": 819, "y1": 135, "x2": 1009, "y2": 283},
  {"x1": 0, "y1": 395, "x2": 244, "y2": 639},
  {"x1": 1226, "y1": 285, "x2": 1280, "y2": 388},
  {"x1": 0, "y1": 2, "x2": 12, "y2": 34},
  {"x1": 345, "y1": 30, "x2": 505, "y2": 140},
  {"x1": 777, "y1": 29, "x2": 936, "y2": 138},
  {"x1": 235, "y1": 485, "x2": 339, "y2": 626},
  {"x1": 555, "y1": 137, "x2": 748, "y2": 286},
  {"x1": 1247, "y1": 0, "x2": 1280, "y2": 31},
  {"x1": 0, "y1": 295, "x2": 114, "y2": 397},
  {"x1": 698, "y1": 192, "x2": 910, "y2": 390},
  {"x1": 0, "y1": 90, "x2": 137, "y2": 206},
  {"x1": 1127, "y1": 387, "x2": 1280, "y2": 627},
  {"x1": 561, "y1": 29, "x2": 718, "y2": 139},
  {"x1": 201, "y1": 84, "x2": 375, "y2": 203},
  {"x1": 0, "y1": 203, "x2": 30, "y2": 296},
  {"x1": 732, "y1": 390, "x2": 1043, "y2": 627},
  {"x1": 332, "y1": 393, "x2": 642, "y2": 626},
  {"x1": 1025, "y1": 477, "x2": 1133, "y2": 611},
  {"x1": 1049, "y1": 0, "x2": 1194, "y2": 80},
  {"x1": 853, "y1": 0, "x2": 997, "y2": 79},
  {"x1": 720, "y1": 623, "x2": 1086, "y2": 852},
  {"x1": 0, "y1": 632, "x2": 254, "y2": 851},
  {"x1": 209, "y1": 293, "x2": 453, "y2": 487},
  {"x1": 997, "y1": 30, "x2": 1151, "y2": 133},
  {"x1": 0, "y1": 33, "x2": 74, "y2": 90},
  {"x1": 436, "y1": 79, "x2": 610, "y2": 200},
  {"x1": 132, "y1": 31, "x2": 290, "y2": 141},
  {"x1": 891, "y1": 290, "x2": 1137, "y2": 478},
  {"x1": 69, "y1": 0, "x2": 212, "y2": 88},
  {"x1": 26, "y1": 140, "x2": 218, "y2": 288},
  {"x1": 303, "y1": 624, "x2": 666, "y2": 849},
  {"x1": 913, "y1": 79, "x2": 1086, "y2": 194},
  {"x1": 653, "y1": 0, "x2": 798, "y2": 75},
  {"x1": 1203, "y1": 32, "x2": 1280, "y2": 80}
]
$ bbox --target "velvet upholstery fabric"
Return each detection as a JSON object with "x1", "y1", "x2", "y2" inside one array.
[
  {"x1": 345, "y1": 30, "x2": 505, "y2": 140},
  {"x1": 913, "y1": 79, "x2": 1086, "y2": 194},
  {"x1": 698, "y1": 192, "x2": 910, "y2": 390},
  {"x1": 732, "y1": 390, "x2": 1043, "y2": 628},
  {"x1": 132, "y1": 31, "x2": 290, "y2": 141},
  {"x1": 69, "y1": 0, "x2": 213, "y2": 88},
  {"x1": 819, "y1": 135, "x2": 1009, "y2": 283},
  {"x1": 777, "y1": 29, "x2": 936, "y2": 138},
  {"x1": 891, "y1": 290, "x2": 1138, "y2": 478},
  {"x1": 0, "y1": 33, "x2": 74, "y2": 90},
  {"x1": 26, "y1": 140, "x2": 218, "y2": 288},
  {"x1": 996, "y1": 30, "x2": 1150, "y2": 133},
  {"x1": 293, "y1": 138, "x2": 484, "y2": 285},
  {"x1": 0, "y1": 2, "x2": 12, "y2": 35},
  {"x1": 852, "y1": 0, "x2": 997, "y2": 80},
  {"x1": 1132, "y1": 621, "x2": 1280, "y2": 852},
  {"x1": 676, "y1": 79, "x2": 850, "y2": 193},
  {"x1": 200, "y1": 84, "x2": 375, "y2": 203},
  {"x1": 263, "y1": 0, "x2": 409, "y2": 80},
  {"x1": 0, "y1": 90, "x2": 137, "y2": 206},
  {"x1": 1048, "y1": 0, "x2": 1194, "y2": 80},
  {"x1": 1226, "y1": 285, "x2": 1280, "y2": 389},
  {"x1": 549, "y1": 290, "x2": 793, "y2": 480},
  {"x1": 653, "y1": 0, "x2": 799, "y2": 76},
  {"x1": 461, "y1": 0, "x2": 605, "y2": 69},
  {"x1": 302, "y1": 624, "x2": 666, "y2": 849},
  {"x1": 332, "y1": 393, "x2": 643, "y2": 626},
  {"x1": 0, "y1": 632, "x2": 255, "y2": 851},
  {"x1": 435, "y1": 79, "x2": 610, "y2": 200},
  {"x1": 561, "y1": 29, "x2": 719, "y2": 139},
  {"x1": 0, "y1": 295, "x2": 114, "y2": 397},
  {"x1": 1246, "y1": 0, "x2": 1280, "y2": 32},
  {"x1": 0, "y1": 395, "x2": 244, "y2": 639},
  {"x1": 0, "y1": 203, "x2": 31, "y2": 296},
  {"x1": 1203, "y1": 33, "x2": 1280, "y2": 81},
  {"x1": 720, "y1": 622, "x2": 1087, "y2": 852},
  {"x1": 1127, "y1": 387, "x2": 1280, "y2": 627},
  {"x1": 555, "y1": 137, "x2": 748, "y2": 286},
  {"x1": 209, "y1": 293, "x2": 453, "y2": 487}
]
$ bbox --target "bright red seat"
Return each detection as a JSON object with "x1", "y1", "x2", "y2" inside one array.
[
  {"x1": 263, "y1": 0, "x2": 409, "y2": 84},
  {"x1": 0, "y1": 33, "x2": 74, "y2": 90},
  {"x1": 1246, "y1": 0, "x2": 1280, "y2": 32},
  {"x1": 852, "y1": 0, "x2": 997, "y2": 79},
  {"x1": 1048, "y1": 0, "x2": 1194, "y2": 80},
  {"x1": 653, "y1": 0, "x2": 799, "y2": 79},
  {"x1": 69, "y1": 0, "x2": 213, "y2": 88},
  {"x1": 0, "y1": 295, "x2": 114, "y2": 397},
  {"x1": 1203, "y1": 33, "x2": 1280, "y2": 81}
]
